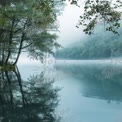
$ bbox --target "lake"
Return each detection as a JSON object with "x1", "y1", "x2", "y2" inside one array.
[{"x1": 18, "y1": 59, "x2": 122, "y2": 122}]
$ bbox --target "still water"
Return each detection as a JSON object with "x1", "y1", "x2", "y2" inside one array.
[{"x1": 18, "y1": 59, "x2": 122, "y2": 122}]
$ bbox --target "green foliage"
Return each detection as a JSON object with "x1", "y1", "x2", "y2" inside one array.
[
  {"x1": 55, "y1": 26, "x2": 122, "y2": 59},
  {"x1": 27, "y1": 32, "x2": 60, "y2": 60},
  {"x1": 0, "y1": 0, "x2": 64, "y2": 64},
  {"x1": 79, "y1": 0, "x2": 121, "y2": 35},
  {"x1": 63, "y1": 0, "x2": 122, "y2": 35}
]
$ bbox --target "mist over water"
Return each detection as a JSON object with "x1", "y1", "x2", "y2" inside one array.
[
  {"x1": 4, "y1": 58, "x2": 121, "y2": 122},
  {"x1": 54, "y1": 60, "x2": 122, "y2": 122}
]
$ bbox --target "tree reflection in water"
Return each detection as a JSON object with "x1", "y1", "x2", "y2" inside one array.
[
  {"x1": 55, "y1": 63, "x2": 122, "y2": 103},
  {"x1": 0, "y1": 66, "x2": 60, "y2": 122}
]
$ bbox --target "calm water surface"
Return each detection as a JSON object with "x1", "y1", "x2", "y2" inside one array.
[{"x1": 18, "y1": 60, "x2": 122, "y2": 122}]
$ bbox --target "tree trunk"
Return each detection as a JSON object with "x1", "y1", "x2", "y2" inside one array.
[{"x1": 14, "y1": 66, "x2": 26, "y2": 107}]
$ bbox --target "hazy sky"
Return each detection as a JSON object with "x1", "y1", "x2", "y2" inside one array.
[{"x1": 57, "y1": 2, "x2": 85, "y2": 47}]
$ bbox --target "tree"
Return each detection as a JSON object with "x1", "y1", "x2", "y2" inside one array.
[
  {"x1": 63, "y1": 0, "x2": 122, "y2": 35},
  {"x1": 0, "y1": 0, "x2": 64, "y2": 65}
]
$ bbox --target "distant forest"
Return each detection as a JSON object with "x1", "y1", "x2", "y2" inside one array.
[{"x1": 55, "y1": 27, "x2": 122, "y2": 59}]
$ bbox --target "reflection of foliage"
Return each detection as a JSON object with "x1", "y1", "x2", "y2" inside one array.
[
  {"x1": 55, "y1": 63, "x2": 122, "y2": 102},
  {"x1": 0, "y1": 67, "x2": 60, "y2": 122}
]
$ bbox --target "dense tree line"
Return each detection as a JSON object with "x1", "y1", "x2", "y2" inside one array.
[{"x1": 55, "y1": 27, "x2": 122, "y2": 59}]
